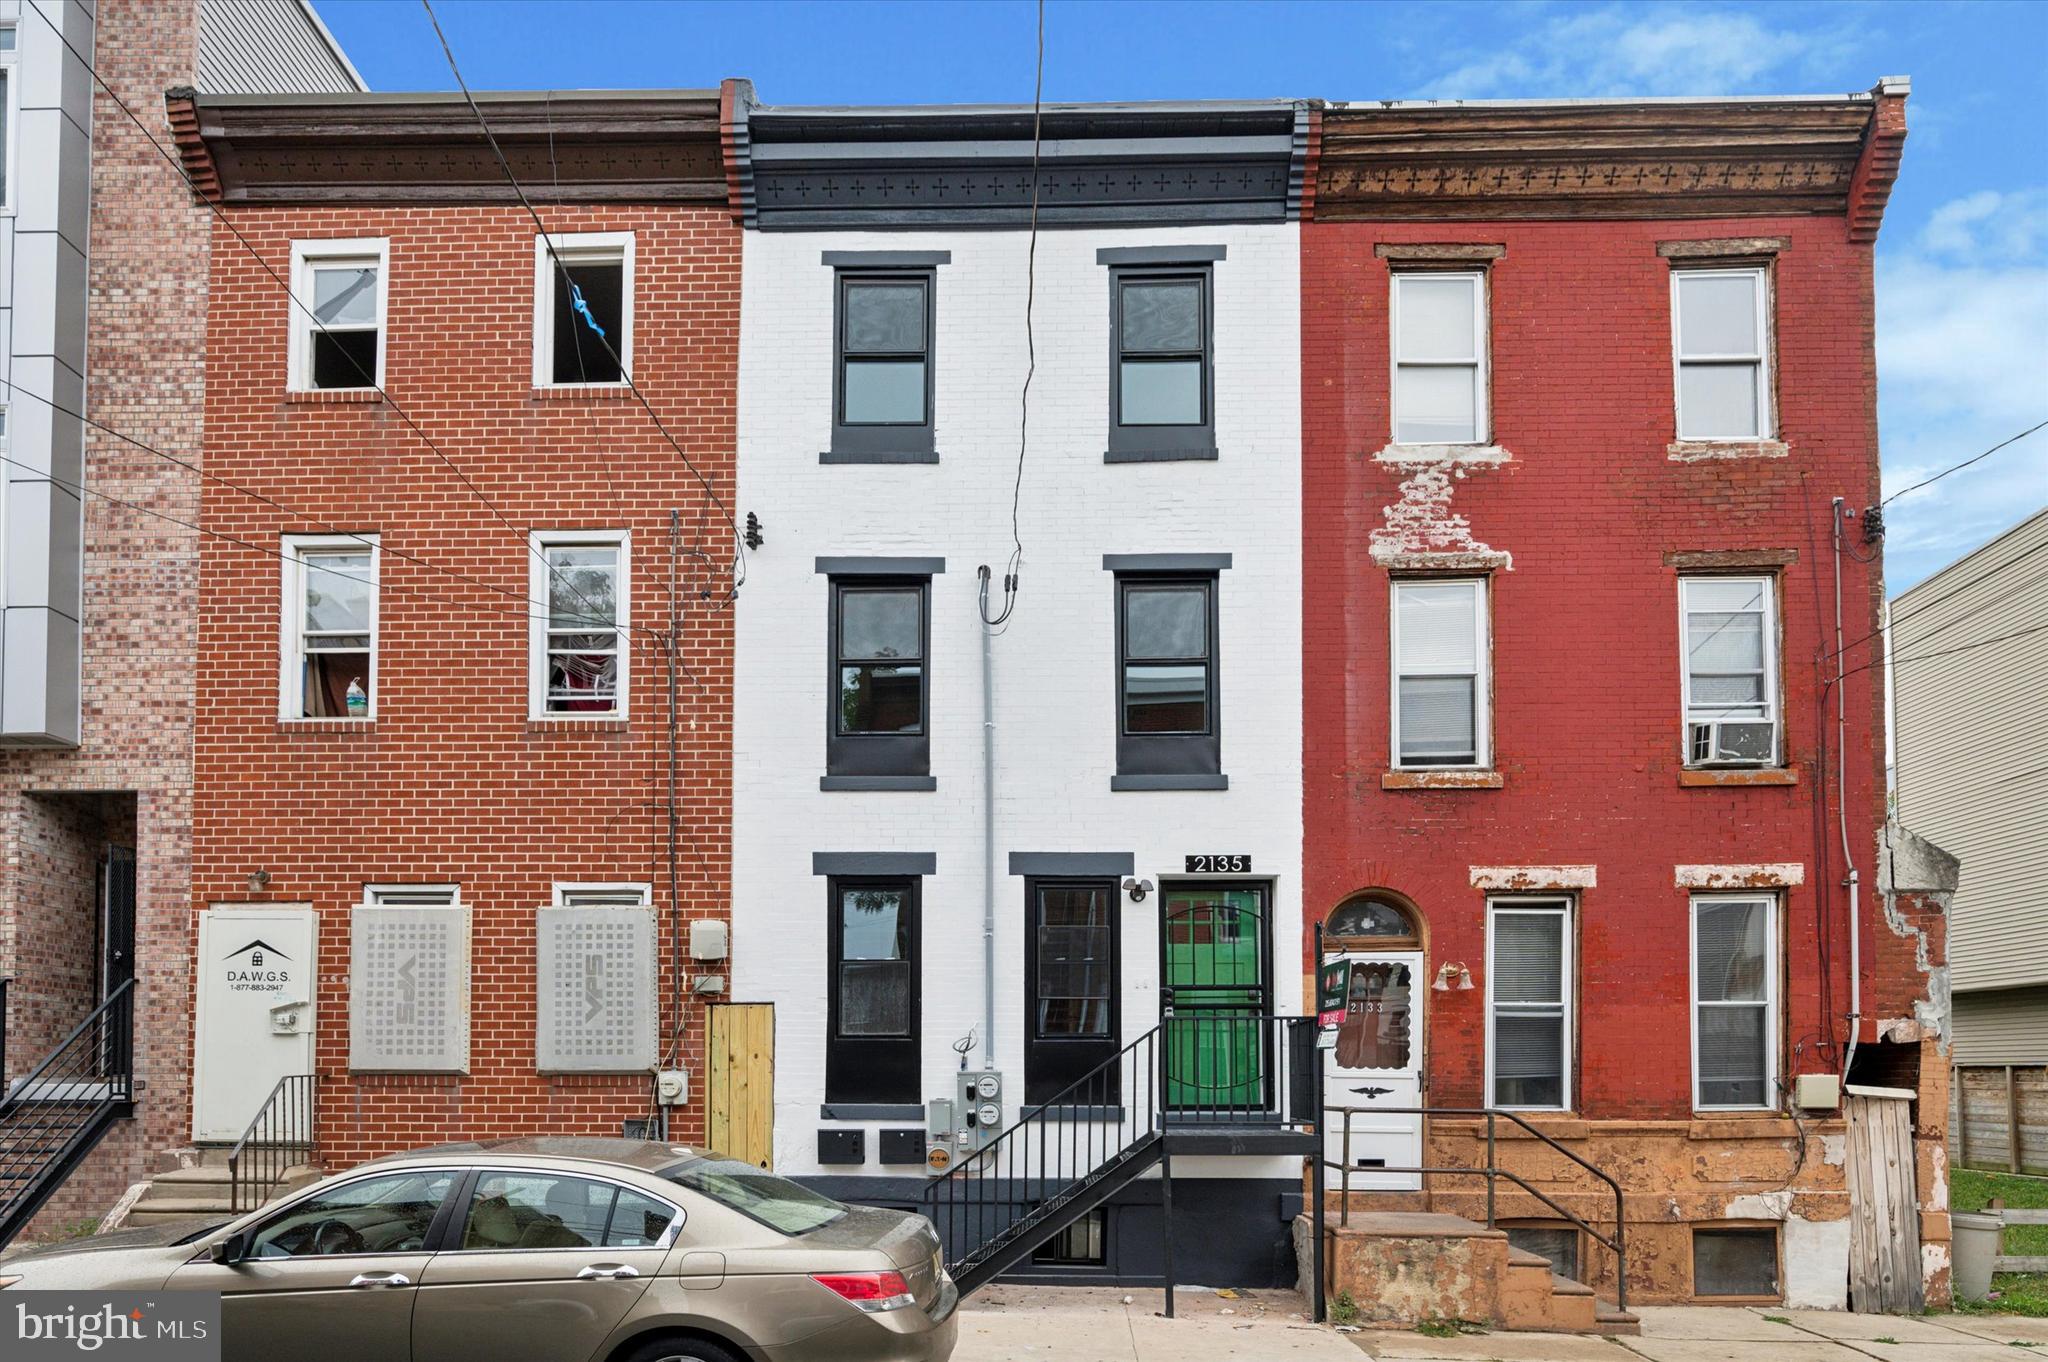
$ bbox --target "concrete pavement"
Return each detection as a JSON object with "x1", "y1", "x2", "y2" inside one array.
[{"x1": 951, "y1": 1287, "x2": 2048, "y2": 1362}]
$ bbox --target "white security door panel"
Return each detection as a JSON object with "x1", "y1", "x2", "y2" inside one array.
[
  {"x1": 1322, "y1": 951, "x2": 1422, "y2": 1191},
  {"x1": 194, "y1": 906, "x2": 318, "y2": 1141}
]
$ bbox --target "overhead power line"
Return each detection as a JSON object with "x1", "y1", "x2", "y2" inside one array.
[
  {"x1": 1882, "y1": 418, "x2": 2047, "y2": 508},
  {"x1": 1837, "y1": 617, "x2": 2048, "y2": 685}
]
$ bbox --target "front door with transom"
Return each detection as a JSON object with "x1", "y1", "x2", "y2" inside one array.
[
  {"x1": 1161, "y1": 883, "x2": 1269, "y2": 1116},
  {"x1": 1323, "y1": 950, "x2": 1423, "y2": 1189}
]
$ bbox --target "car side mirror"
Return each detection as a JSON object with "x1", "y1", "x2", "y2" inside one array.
[{"x1": 210, "y1": 1233, "x2": 248, "y2": 1266}]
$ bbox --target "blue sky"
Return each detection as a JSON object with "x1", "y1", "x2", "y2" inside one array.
[{"x1": 321, "y1": 0, "x2": 2048, "y2": 590}]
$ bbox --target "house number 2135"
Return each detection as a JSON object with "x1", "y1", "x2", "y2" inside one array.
[{"x1": 1185, "y1": 854, "x2": 1251, "y2": 874}]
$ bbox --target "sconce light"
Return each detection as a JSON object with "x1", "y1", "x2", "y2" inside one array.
[
  {"x1": 1122, "y1": 877, "x2": 1154, "y2": 903},
  {"x1": 1432, "y1": 962, "x2": 1475, "y2": 992},
  {"x1": 247, "y1": 868, "x2": 271, "y2": 896}
]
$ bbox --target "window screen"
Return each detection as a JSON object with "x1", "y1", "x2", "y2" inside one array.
[
  {"x1": 1693, "y1": 1227, "x2": 1779, "y2": 1297},
  {"x1": 1673, "y1": 269, "x2": 1769, "y2": 440},
  {"x1": 1490, "y1": 903, "x2": 1568, "y2": 1109},
  {"x1": 549, "y1": 253, "x2": 626, "y2": 384},
  {"x1": 1392, "y1": 272, "x2": 1485, "y2": 444},
  {"x1": 1394, "y1": 579, "x2": 1486, "y2": 767},
  {"x1": 1694, "y1": 896, "x2": 1774, "y2": 1108}
]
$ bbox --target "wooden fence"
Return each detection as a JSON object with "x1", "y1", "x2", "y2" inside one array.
[
  {"x1": 1951, "y1": 1065, "x2": 2048, "y2": 1176},
  {"x1": 1982, "y1": 1208, "x2": 2048, "y2": 1275}
]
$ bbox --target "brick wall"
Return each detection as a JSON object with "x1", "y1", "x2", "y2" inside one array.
[{"x1": 195, "y1": 205, "x2": 738, "y2": 1168}]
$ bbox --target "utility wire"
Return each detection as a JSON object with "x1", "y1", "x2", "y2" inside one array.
[
  {"x1": 1882, "y1": 419, "x2": 2047, "y2": 508},
  {"x1": 21, "y1": 0, "x2": 620, "y2": 631},
  {"x1": 1827, "y1": 536, "x2": 2048, "y2": 661},
  {"x1": 420, "y1": 0, "x2": 745, "y2": 608},
  {"x1": 1836, "y1": 618, "x2": 2048, "y2": 685}
]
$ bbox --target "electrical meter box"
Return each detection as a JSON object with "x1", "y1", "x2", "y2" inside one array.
[
  {"x1": 955, "y1": 1070, "x2": 1004, "y2": 1151},
  {"x1": 1794, "y1": 1073, "x2": 1842, "y2": 1111}
]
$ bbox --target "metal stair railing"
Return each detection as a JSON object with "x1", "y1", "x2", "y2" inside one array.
[
  {"x1": 1322, "y1": 1103, "x2": 1631, "y2": 1313},
  {"x1": 229, "y1": 1074, "x2": 319, "y2": 1213},
  {"x1": 0, "y1": 979, "x2": 136, "y2": 1247}
]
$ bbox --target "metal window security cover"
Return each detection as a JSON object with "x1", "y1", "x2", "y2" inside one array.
[
  {"x1": 351, "y1": 905, "x2": 468, "y2": 1071},
  {"x1": 536, "y1": 907, "x2": 657, "y2": 1072}
]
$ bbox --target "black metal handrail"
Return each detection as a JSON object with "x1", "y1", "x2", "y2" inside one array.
[
  {"x1": 1322, "y1": 1103, "x2": 1630, "y2": 1313},
  {"x1": 0, "y1": 977, "x2": 11, "y2": 1087},
  {"x1": 0, "y1": 979, "x2": 135, "y2": 1245},
  {"x1": 229, "y1": 1074, "x2": 319, "y2": 1213}
]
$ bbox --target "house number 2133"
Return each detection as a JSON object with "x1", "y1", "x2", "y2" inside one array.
[{"x1": 1185, "y1": 854, "x2": 1251, "y2": 874}]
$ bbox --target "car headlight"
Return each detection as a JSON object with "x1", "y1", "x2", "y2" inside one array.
[{"x1": 0, "y1": 1275, "x2": 22, "y2": 1289}]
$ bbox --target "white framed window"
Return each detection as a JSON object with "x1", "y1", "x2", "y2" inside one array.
[
  {"x1": 1672, "y1": 267, "x2": 1771, "y2": 440},
  {"x1": 1391, "y1": 577, "x2": 1489, "y2": 769},
  {"x1": 1486, "y1": 898, "x2": 1572, "y2": 1111},
  {"x1": 553, "y1": 883, "x2": 652, "y2": 908},
  {"x1": 533, "y1": 232, "x2": 634, "y2": 387},
  {"x1": 281, "y1": 535, "x2": 378, "y2": 721},
  {"x1": 1390, "y1": 271, "x2": 1488, "y2": 445},
  {"x1": 1679, "y1": 575, "x2": 1779, "y2": 766},
  {"x1": 529, "y1": 530, "x2": 629, "y2": 719},
  {"x1": 1691, "y1": 895, "x2": 1777, "y2": 1110},
  {"x1": 0, "y1": 23, "x2": 18, "y2": 214},
  {"x1": 289, "y1": 238, "x2": 389, "y2": 391},
  {"x1": 365, "y1": 884, "x2": 461, "y2": 908}
]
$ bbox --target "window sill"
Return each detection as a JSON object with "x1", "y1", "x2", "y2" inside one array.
[
  {"x1": 819, "y1": 1103, "x2": 924, "y2": 1121},
  {"x1": 1679, "y1": 766, "x2": 1797, "y2": 788},
  {"x1": 1103, "y1": 445, "x2": 1218, "y2": 464},
  {"x1": 1371, "y1": 442, "x2": 1512, "y2": 466},
  {"x1": 532, "y1": 384, "x2": 634, "y2": 401},
  {"x1": 277, "y1": 718, "x2": 375, "y2": 734},
  {"x1": 1381, "y1": 769, "x2": 1503, "y2": 790},
  {"x1": 527, "y1": 717, "x2": 630, "y2": 734},
  {"x1": 820, "y1": 775, "x2": 937, "y2": 792},
  {"x1": 285, "y1": 388, "x2": 383, "y2": 405},
  {"x1": 819, "y1": 449, "x2": 940, "y2": 465},
  {"x1": 1111, "y1": 773, "x2": 1228, "y2": 791},
  {"x1": 1667, "y1": 439, "x2": 1789, "y2": 462}
]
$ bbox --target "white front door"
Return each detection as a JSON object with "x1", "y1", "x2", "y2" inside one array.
[
  {"x1": 1322, "y1": 950, "x2": 1422, "y2": 1191},
  {"x1": 193, "y1": 906, "x2": 318, "y2": 1141}
]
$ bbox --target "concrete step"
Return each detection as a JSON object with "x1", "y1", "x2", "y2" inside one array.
[
  {"x1": 149, "y1": 1165, "x2": 234, "y2": 1188},
  {"x1": 1592, "y1": 1300, "x2": 1641, "y2": 1337},
  {"x1": 123, "y1": 1201, "x2": 233, "y2": 1225}
]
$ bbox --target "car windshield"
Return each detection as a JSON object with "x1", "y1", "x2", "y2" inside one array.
[{"x1": 662, "y1": 1158, "x2": 847, "y2": 1236}]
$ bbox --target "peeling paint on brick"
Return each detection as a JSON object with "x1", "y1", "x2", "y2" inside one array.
[
  {"x1": 1821, "y1": 1133, "x2": 1846, "y2": 1167},
  {"x1": 1469, "y1": 865, "x2": 1598, "y2": 891},
  {"x1": 1369, "y1": 462, "x2": 1513, "y2": 569},
  {"x1": 1674, "y1": 862, "x2": 1806, "y2": 888}
]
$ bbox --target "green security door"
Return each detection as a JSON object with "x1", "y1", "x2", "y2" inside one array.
[{"x1": 1161, "y1": 884, "x2": 1269, "y2": 1113}]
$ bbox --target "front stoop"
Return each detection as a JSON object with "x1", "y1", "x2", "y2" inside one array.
[
  {"x1": 1297, "y1": 1211, "x2": 1639, "y2": 1337},
  {"x1": 120, "y1": 1159, "x2": 320, "y2": 1228}
]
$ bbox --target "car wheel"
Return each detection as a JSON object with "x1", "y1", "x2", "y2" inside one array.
[{"x1": 619, "y1": 1337, "x2": 742, "y2": 1362}]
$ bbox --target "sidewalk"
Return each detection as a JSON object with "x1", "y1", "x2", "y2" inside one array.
[{"x1": 952, "y1": 1288, "x2": 2048, "y2": 1362}]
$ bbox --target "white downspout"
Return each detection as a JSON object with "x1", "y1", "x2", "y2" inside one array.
[
  {"x1": 1833, "y1": 498, "x2": 1863, "y2": 1081},
  {"x1": 981, "y1": 593, "x2": 997, "y2": 1069}
]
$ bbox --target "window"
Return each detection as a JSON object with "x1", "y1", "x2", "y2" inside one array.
[
  {"x1": 0, "y1": 24, "x2": 16, "y2": 213},
  {"x1": 290, "y1": 239, "x2": 388, "y2": 391},
  {"x1": 364, "y1": 884, "x2": 460, "y2": 908},
  {"x1": 1325, "y1": 894, "x2": 1420, "y2": 946},
  {"x1": 1033, "y1": 1209, "x2": 1107, "y2": 1266},
  {"x1": 250, "y1": 1170, "x2": 456, "y2": 1259},
  {"x1": 1692, "y1": 895, "x2": 1776, "y2": 1110},
  {"x1": 1107, "y1": 264, "x2": 1215, "y2": 460},
  {"x1": 281, "y1": 535, "x2": 377, "y2": 721},
  {"x1": 1505, "y1": 1225, "x2": 1580, "y2": 1282},
  {"x1": 832, "y1": 269, "x2": 934, "y2": 457},
  {"x1": 533, "y1": 232, "x2": 633, "y2": 387},
  {"x1": 457, "y1": 1171, "x2": 679, "y2": 1251},
  {"x1": 1113, "y1": 572, "x2": 1221, "y2": 784},
  {"x1": 1672, "y1": 267, "x2": 1771, "y2": 440},
  {"x1": 530, "y1": 531, "x2": 628, "y2": 719},
  {"x1": 1487, "y1": 899, "x2": 1571, "y2": 1110},
  {"x1": 552, "y1": 883, "x2": 652, "y2": 908},
  {"x1": 1392, "y1": 578, "x2": 1488, "y2": 769},
  {"x1": 828, "y1": 577, "x2": 928, "y2": 779},
  {"x1": 1692, "y1": 1227, "x2": 1779, "y2": 1298},
  {"x1": 662, "y1": 1155, "x2": 847, "y2": 1236},
  {"x1": 826, "y1": 878, "x2": 919, "y2": 1105},
  {"x1": 1391, "y1": 271, "x2": 1487, "y2": 445},
  {"x1": 1680, "y1": 575, "x2": 1778, "y2": 765},
  {"x1": 1025, "y1": 880, "x2": 1119, "y2": 1103}
]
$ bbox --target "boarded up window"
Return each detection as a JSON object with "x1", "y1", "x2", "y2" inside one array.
[
  {"x1": 535, "y1": 906, "x2": 657, "y2": 1072},
  {"x1": 351, "y1": 903, "x2": 469, "y2": 1072}
]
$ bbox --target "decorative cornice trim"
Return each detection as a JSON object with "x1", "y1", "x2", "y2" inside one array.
[
  {"x1": 165, "y1": 89, "x2": 221, "y2": 203},
  {"x1": 721, "y1": 78, "x2": 754, "y2": 226},
  {"x1": 1847, "y1": 82, "x2": 1908, "y2": 243}
]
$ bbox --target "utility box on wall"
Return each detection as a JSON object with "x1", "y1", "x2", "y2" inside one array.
[{"x1": 956, "y1": 1070, "x2": 1004, "y2": 1151}]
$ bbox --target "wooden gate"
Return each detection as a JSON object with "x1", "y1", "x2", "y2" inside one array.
[
  {"x1": 1845, "y1": 1085, "x2": 1924, "y2": 1313},
  {"x1": 706, "y1": 1003, "x2": 774, "y2": 1170}
]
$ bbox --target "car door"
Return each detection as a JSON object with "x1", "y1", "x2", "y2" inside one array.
[
  {"x1": 410, "y1": 1168, "x2": 680, "y2": 1362},
  {"x1": 166, "y1": 1167, "x2": 459, "y2": 1362}
]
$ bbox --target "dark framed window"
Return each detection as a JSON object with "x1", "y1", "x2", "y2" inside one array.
[
  {"x1": 826, "y1": 877, "x2": 920, "y2": 1105},
  {"x1": 1107, "y1": 264, "x2": 1215, "y2": 461},
  {"x1": 1032, "y1": 1208, "x2": 1108, "y2": 1266},
  {"x1": 827, "y1": 577, "x2": 929, "y2": 781},
  {"x1": 1692, "y1": 1227, "x2": 1779, "y2": 1298},
  {"x1": 1114, "y1": 573, "x2": 1220, "y2": 783},
  {"x1": 1024, "y1": 879, "x2": 1120, "y2": 1104},
  {"x1": 831, "y1": 270, "x2": 935, "y2": 460}
]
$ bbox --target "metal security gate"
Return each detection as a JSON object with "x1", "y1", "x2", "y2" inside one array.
[{"x1": 1161, "y1": 885, "x2": 1269, "y2": 1114}]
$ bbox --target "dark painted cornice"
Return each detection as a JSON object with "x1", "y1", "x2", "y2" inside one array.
[{"x1": 175, "y1": 89, "x2": 726, "y2": 205}]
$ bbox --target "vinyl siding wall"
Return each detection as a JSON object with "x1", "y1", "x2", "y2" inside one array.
[
  {"x1": 196, "y1": 0, "x2": 361, "y2": 94},
  {"x1": 1951, "y1": 985, "x2": 2048, "y2": 1067}
]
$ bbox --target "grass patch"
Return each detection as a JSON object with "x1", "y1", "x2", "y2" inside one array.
[
  {"x1": 1762, "y1": 1315, "x2": 1792, "y2": 1325},
  {"x1": 1329, "y1": 1291, "x2": 1358, "y2": 1326},
  {"x1": 1952, "y1": 1168, "x2": 2048, "y2": 1317}
]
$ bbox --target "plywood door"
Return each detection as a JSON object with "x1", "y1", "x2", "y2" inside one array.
[
  {"x1": 707, "y1": 1003, "x2": 774, "y2": 1170},
  {"x1": 1846, "y1": 1091, "x2": 1925, "y2": 1313}
]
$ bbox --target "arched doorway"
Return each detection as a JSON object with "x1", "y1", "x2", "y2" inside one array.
[{"x1": 1322, "y1": 892, "x2": 1424, "y2": 1190}]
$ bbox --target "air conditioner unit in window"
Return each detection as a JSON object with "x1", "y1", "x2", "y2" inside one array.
[{"x1": 1689, "y1": 720, "x2": 1777, "y2": 767}]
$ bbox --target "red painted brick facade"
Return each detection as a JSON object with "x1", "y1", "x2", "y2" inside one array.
[
  {"x1": 1301, "y1": 212, "x2": 1891, "y2": 1114},
  {"x1": 194, "y1": 205, "x2": 738, "y2": 1168}
]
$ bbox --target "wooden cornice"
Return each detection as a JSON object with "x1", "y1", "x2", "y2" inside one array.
[
  {"x1": 185, "y1": 91, "x2": 727, "y2": 205},
  {"x1": 1313, "y1": 96, "x2": 1888, "y2": 222}
]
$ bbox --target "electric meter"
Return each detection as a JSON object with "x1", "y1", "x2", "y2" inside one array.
[
  {"x1": 975, "y1": 1074, "x2": 1000, "y2": 1100},
  {"x1": 977, "y1": 1101, "x2": 1001, "y2": 1126}
]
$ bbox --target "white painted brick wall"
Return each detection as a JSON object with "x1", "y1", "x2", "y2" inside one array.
[{"x1": 734, "y1": 222, "x2": 1302, "y2": 1178}]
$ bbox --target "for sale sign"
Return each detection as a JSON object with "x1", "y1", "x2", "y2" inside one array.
[{"x1": 1317, "y1": 959, "x2": 1351, "y2": 1030}]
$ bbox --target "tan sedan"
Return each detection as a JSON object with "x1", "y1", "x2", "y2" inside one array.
[{"x1": 1, "y1": 1137, "x2": 957, "y2": 1362}]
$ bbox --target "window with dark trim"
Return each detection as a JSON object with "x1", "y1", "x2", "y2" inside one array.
[
  {"x1": 827, "y1": 576, "x2": 929, "y2": 781},
  {"x1": 831, "y1": 270, "x2": 935, "y2": 460},
  {"x1": 1106, "y1": 265, "x2": 1215, "y2": 461},
  {"x1": 1032, "y1": 1208, "x2": 1108, "y2": 1266},
  {"x1": 1691, "y1": 1226, "x2": 1779, "y2": 1298},
  {"x1": 1024, "y1": 879, "x2": 1120, "y2": 1104},
  {"x1": 826, "y1": 877, "x2": 920, "y2": 1105},
  {"x1": 1114, "y1": 572, "x2": 1220, "y2": 783}
]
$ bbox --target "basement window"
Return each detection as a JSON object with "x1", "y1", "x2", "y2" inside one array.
[
  {"x1": 1692, "y1": 1227, "x2": 1779, "y2": 1298},
  {"x1": 290, "y1": 239, "x2": 388, "y2": 391},
  {"x1": 530, "y1": 532, "x2": 629, "y2": 719},
  {"x1": 1033, "y1": 1209, "x2": 1108, "y2": 1266},
  {"x1": 282, "y1": 535, "x2": 377, "y2": 721},
  {"x1": 553, "y1": 883, "x2": 652, "y2": 908},
  {"x1": 534, "y1": 232, "x2": 633, "y2": 387},
  {"x1": 1504, "y1": 1224, "x2": 1580, "y2": 1282}
]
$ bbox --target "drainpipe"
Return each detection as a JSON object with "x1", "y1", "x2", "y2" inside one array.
[
  {"x1": 1833, "y1": 498, "x2": 1862, "y2": 1081},
  {"x1": 980, "y1": 585, "x2": 997, "y2": 1069}
]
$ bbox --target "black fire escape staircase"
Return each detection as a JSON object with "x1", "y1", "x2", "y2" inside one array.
[
  {"x1": 0, "y1": 979, "x2": 137, "y2": 1248},
  {"x1": 921, "y1": 1012, "x2": 1319, "y2": 1302}
]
